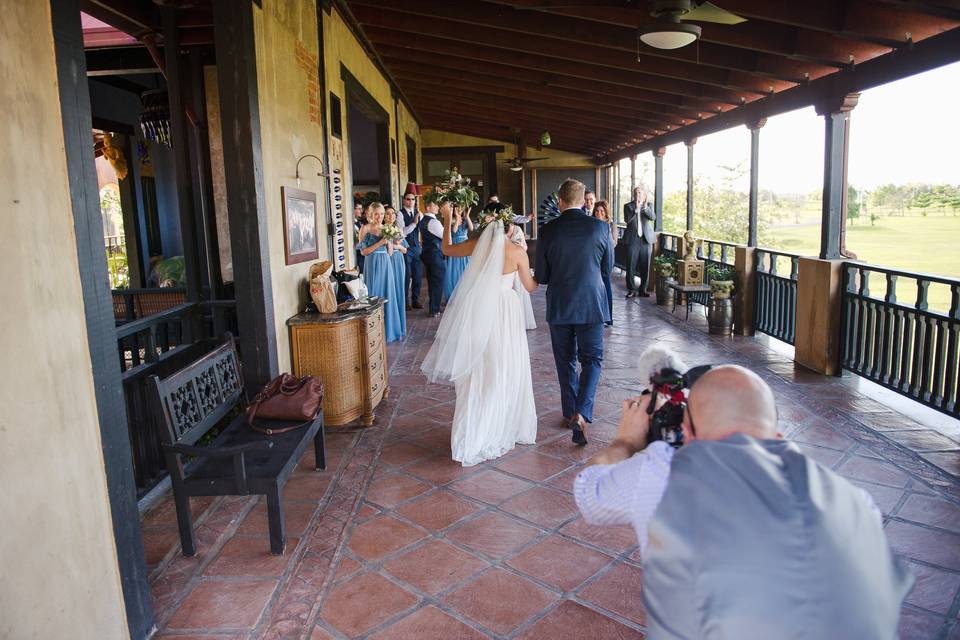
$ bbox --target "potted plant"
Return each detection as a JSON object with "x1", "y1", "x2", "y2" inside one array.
[
  {"x1": 706, "y1": 263, "x2": 736, "y2": 335},
  {"x1": 653, "y1": 254, "x2": 677, "y2": 306}
]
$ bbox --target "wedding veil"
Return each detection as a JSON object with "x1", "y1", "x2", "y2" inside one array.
[{"x1": 421, "y1": 222, "x2": 505, "y2": 384}]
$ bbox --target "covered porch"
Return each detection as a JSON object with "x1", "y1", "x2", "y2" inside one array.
[
  {"x1": 142, "y1": 281, "x2": 960, "y2": 638},
  {"x1": 3, "y1": 0, "x2": 960, "y2": 638}
]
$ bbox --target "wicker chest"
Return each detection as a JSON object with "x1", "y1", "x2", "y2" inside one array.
[{"x1": 288, "y1": 298, "x2": 388, "y2": 427}]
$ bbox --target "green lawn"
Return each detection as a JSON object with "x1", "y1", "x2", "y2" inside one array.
[{"x1": 768, "y1": 214, "x2": 960, "y2": 312}]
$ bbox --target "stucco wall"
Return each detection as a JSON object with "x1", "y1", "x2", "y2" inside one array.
[
  {"x1": 0, "y1": 2, "x2": 129, "y2": 638},
  {"x1": 323, "y1": 7, "x2": 421, "y2": 267},
  {"x1": 252, "y1": 2, "x2": 420, "y2": 372}
]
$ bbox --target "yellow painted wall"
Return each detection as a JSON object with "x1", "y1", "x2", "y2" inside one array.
[
  {"x1": 0, "y1": 2, "x2": 129, "y2": 638},
  {"x1": 251, "y1": 2, "x2": 420, "y2": 372},
  {"x1": 323, "y1": 8, "x2": 421, "y2": 266},
  {"x1": 420, "y1": 129, "x2": 594, "y2": 212}
]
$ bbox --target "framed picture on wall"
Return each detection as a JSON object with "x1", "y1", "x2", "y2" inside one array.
[{"x1": 281, "y1": 186, "x2": 319, "y2": 265}]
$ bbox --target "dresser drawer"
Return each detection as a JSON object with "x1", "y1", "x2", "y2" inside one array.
[
  {"x1": 369, "y1": 367, "x2": 386, "y2": 400},
  {"x1": 367, "y1": 347, "x2": 385, "y2": 374},
  {"x1": 365, "y1": 310, "x2": 382, "y2": 334},
  {"x1": 364, "y1": 324, "x2": 383, "y2": 354}
]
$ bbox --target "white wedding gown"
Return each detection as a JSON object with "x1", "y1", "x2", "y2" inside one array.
[{"x1": 421, "y1": 224, "x2": 538, "y2": 466}]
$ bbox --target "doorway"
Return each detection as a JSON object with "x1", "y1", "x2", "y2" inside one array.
[
  {"x1": 342, "y1": 65, "x2": 391, "y2": 205},
  {"x1": 421, "y1": 145, "x2": 502, "y2": 206}
]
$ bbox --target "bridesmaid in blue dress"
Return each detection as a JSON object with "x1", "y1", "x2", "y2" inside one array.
[
  {"x1": 443, "y1": 206, "x2": 474, "y2": 302},
  {"x1": 359, "y1": 203, "x2": 403, "y2": 343},
  {"x1": 383, "y1": 206, "x2": 407, "y2": 338}
]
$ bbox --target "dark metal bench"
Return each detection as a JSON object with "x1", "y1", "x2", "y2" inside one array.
[{"x1": 148, "y1": 335, "x2": 325, "y2": 555}]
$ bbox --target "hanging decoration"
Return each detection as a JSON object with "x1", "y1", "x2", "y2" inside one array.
[
  {"x1": 101, "y1": 134, "x2": 129, "y2": 181},
  {"x1": 139, "y1": 89, "x2": 171, "y2": 146}
]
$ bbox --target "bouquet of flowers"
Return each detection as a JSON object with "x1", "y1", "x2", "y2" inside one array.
[
  {"x1": 476, "y1": 204, "x2": 516, "y2": 230},
  {"x1": 425, "y1": 168, "x2": 479, "y2": 211},
  {"x1": 380, "y1": 224, "x2": 402, "y2": 242}
]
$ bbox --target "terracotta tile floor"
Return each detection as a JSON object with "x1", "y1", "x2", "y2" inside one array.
[{"x1": 146, "y1": 275, "x2": 960, "y2": 639}]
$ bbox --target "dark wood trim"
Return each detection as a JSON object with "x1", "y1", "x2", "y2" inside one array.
[
  {"x1": 608, "y1": 27, "x2": 960, "y2": 162},
  {"x1": 330, "y1": 0, "x2": 421, "y2": 126},
  {"x1": 423, "y1": 145, "x2": 505, "y2": 156},
  {"x1": 51, "y1": 1, "x2": 154, "y2": 637},
  {"x1": 746, "y1": 120, "x2": 765, "y2": 247},
  {"x1": 685, "y1": 140, "x2": 695, "y2": 231},
  {"x1": 405, "y1": 133, "x2": 418, "y2": 183},
  {"x1": 117, "y1": 133, "x2": 145, "y2": 288},
  {"x1": 212, "y1": 0, "x2": 279, "y2": 390},
  {"x1": 164, "y1": 8, "x2": 204, "y2": 304},
  {"x1": 654, "y1": 149, "x2": 665, "y2": 231}
]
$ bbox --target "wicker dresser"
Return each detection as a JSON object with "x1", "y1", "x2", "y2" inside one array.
[{"x1": 287, "y1": 298, "x2": 388, "y2": 427}]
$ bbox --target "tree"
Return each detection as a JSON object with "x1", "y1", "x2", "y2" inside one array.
[{"x1": 847, "y1": 185, "x2": 860, "y2": 221}]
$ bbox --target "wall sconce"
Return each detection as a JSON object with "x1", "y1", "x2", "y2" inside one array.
[{"x1": 295, "y1": 154, "x2": 329, "y2": 187}]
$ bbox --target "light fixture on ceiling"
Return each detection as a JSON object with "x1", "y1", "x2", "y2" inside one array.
[{"x1": 638, "y1": 18, "x2": 701, "y2": 50}]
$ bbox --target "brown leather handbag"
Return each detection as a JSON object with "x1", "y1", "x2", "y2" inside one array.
[{"x1": 247, "y1": 373, "x2": 323, "y2": 435}]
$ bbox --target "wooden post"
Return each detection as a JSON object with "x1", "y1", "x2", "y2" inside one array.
[
  {"x1": 530, "y1": 168, "x2": 538, "y2": 239},
  {"x1": 50, "y1": 0, "x2": 154, "y2": 636},
  {"x1": 212, "y1": 0, "x2": 279, "y2": 389},
  {"x1": 815, "y1": 93, "x2": 859, "y2": 260},
  {"x1": 795, "y1": 257, "x2": 845, "y2": 374},
  {"x1": 735, "y1": 246, "x2": 756, "y2": 335},
  {"x1": 163, "y1": 7, "x2": 204, "y2": 302},
  {"x1": 654, "y1": 146, "x2": 665, "y2": 232},
  {"x1": 685, "y1": 138, "x2": 696, "y2": 231},
  {"x1": 747, "y1": 119, "x2": 766, "y2": 248}
]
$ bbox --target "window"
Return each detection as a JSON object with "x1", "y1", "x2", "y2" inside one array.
[{"x1": 329, "y1": 92, "x2": 343, "y2": 138}]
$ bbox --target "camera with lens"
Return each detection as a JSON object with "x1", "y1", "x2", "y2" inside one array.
[{"x1": 644, "y1": 364, "x2": 712, "y2": 448}]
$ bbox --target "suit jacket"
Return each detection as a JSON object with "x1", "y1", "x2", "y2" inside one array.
[
  {"x1": 534, "y1": 208, "x2": 613, "y2": 325},
  {"x1": 622, "y1": 201, "x2": 656, "y2": 246}
]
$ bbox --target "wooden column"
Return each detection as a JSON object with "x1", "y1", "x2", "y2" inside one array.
[
  {"x1": 50, "y1": 0, "x2": 154, "y2": 636},
  {"x1": 795, "y1": 257, "x2": 845, "y2": 375},
  {"x1": 163, "y1": 8, "x2": 204, "y2": 303},
  {"x1": 685, "y1": 138, "x2": 696, "y2": 230},
  {"x1": 747, "y1": 119, "x2": 766, "y2": 248},
  {"x1": 734, "y1": 246, "x2": 756, "y2": 335},
  {"x1": 213, "y1": 0, "x2": 279, "y2": 389},
  {"x1": 815, "y1": 93, "x2": 860, "y2": 260},
  {"x1": 654, "y1": 146, "x2": 665, "y2": 232}
]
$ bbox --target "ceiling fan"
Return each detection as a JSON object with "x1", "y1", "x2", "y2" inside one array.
[
  {"x1": 504, "y1": 129, "x2": 549, "y2": 172},
  {"x1": 518, "y1": 0, "x2": 746, "y2": 50}
]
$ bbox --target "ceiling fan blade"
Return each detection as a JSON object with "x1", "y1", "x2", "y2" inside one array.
[
  {"x1": 683, "y1": 1, "x2": 746, "y2": 25},
  {"x1": 521, "y1": 157, "x2": 550, "y2": 162}
]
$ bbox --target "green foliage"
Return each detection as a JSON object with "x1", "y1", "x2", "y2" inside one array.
[
  {"x1": 847, "y1": 185, "x2": 860, "y2": 219},
  {"x1": 706, "y1": 262, "x2": 736, "y2": 282},
  {"x1": 653, "y1": 253, "x2": 677, "y2": 277},
  {"x1": 662, "y1": 163, "x2": 760, "y2": 244},
  {"x1": 426, "y1": 168, "x2": 479, "y2": 211}
]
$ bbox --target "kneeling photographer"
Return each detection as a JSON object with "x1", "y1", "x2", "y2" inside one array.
[{"x1": 573, "y1": 347, "x2": 912, "y2": 640}]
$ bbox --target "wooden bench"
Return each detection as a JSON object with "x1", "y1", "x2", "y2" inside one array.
[{"x1": 148, "y1": 335, "x2": 325, "y2": 556}]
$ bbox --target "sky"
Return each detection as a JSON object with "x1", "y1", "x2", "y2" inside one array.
[{"x1": 652, "y1": 60, "x2": 960, "y2": 195}]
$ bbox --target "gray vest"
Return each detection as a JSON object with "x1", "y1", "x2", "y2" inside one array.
[{"x1": 643, "y1": 434, "x2": 912, "y2": 640}]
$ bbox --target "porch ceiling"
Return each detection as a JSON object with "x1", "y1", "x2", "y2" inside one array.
[
  {"x1": 80, "y1": 0, "x2": 960, "y2": 160},
  {"x1": 343, "y1": 0, "x2": 960, "y2": 158}
]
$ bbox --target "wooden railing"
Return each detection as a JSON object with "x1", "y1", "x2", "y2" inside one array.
[
  {"x1": 753, "y1": 249, "x2": 800, "y2": 345},
  {"x1": 117, "y1": 300, "x2": 238, "y2": 495},
  {"x1": 113, "y1": 287, "x2": 187, "y2": 323},
  {"x1": 840, "y1": 263, "x2": 960, "y2": 418}
]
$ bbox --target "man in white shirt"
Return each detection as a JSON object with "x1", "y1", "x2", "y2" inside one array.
[
  {"x1": 574, "y1": 365, "x2": 912, "y2": 640},
  {"x1": 583, "y1": 190, "x2": 596, "y2": 216},
  {"x1": 419, "y1": 201, "x2": 446, "y2": 317}
]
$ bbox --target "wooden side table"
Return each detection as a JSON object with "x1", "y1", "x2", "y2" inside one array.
[
  {"x1": 288, "y1": 298, "x2": 388, "y2": 427},
  {"x1": 668, "y1": 282, "x2": 712, "y2": 319}
]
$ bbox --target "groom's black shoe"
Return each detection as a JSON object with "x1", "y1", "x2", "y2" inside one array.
[{"x1": 570, "y1": 418, "x2": 588, "y2": 446}]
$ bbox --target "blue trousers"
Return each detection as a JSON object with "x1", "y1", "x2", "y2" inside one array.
[
  {"x1": 421, "y1": 251, "x2": 446, "y2": 314},
  {"x1": 405, "y1": 247, "x2": 422, "y2": 305},
  {"x1": 549, "y1": 322, "x2": 604, "y2": 423},
  {"x1": 603, "y1": 272, "x2": 613, "y2": 325}
]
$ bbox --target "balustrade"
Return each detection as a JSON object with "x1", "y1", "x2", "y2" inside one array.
[{"x1": 754, "y1": 249, "x2": 800, "y2": 344}]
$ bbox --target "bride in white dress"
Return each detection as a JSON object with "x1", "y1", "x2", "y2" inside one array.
[{"x1": 421, "y1": 202, "x2": 539, "y2": 466}]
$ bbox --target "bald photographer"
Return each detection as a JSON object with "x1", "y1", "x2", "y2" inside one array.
[{"x1": 573, "y1": 348, "x2": 913, "y2": 640}]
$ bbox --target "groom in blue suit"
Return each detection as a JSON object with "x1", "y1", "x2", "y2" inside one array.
[{"x1": 535, "y1": 179, "x2": 613, "y2": 445}]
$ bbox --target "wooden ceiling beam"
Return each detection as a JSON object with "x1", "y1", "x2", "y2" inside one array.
[
  {"x1": 348, "y1": 0, "x2": 831, "y2": 84},
  {"x1": 398, "y1": 77, "x2": 668, "y2": 132},
  {"x1": 609, "y1": 26, "x2": 960, "y2": 161},
  {"x1": 393, "y1": 71, "x2": 685, "y2": 128},
  {"x1": 379, "y1": 50, "x2": 708, "y2": 120},
  {"x1": 350, "y1": 3, "x2": 789, "y2": 95},
  {"x1": 408, "y1": 97, "x2": 634, "y2": 139},
  {"x1": 718, "y1": 0, "x2": 958, "y2": 48},
  {"x1": 415, "y1": 106, "x2": 614, "y2": 146},
  {"x1": 420, "y1": 115, "x2": 608, "y2": 155},
  {"x1": 485, "y1": 0, "x2": 890, "y2": 69},
  {"x1": 362, "y1": 27, "x2": 745, "y2": 109}
]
